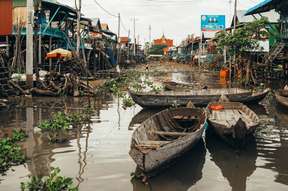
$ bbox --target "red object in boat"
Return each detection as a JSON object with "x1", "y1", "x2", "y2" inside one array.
[
  {"x1": 220, "y1": 68, "x2": 229, "y2": 79},
  {"x1": 209, "y1": 104, "x2": 224, "y2": 111}
]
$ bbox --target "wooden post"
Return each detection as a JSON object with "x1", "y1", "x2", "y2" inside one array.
[
  {"x1": 49, "y1": 36, "x2": 52, "y2": 71},
  {"x1": 224, "y1": 46, "x2": 227, "y2": 66},
  {"x1": 133, "y1": 17, "x2": 136, "y2": 57},
  {"x1": 246, "y1": 59, "x2": 250, "y2": 86},
  {"x1": 116, "y1": 13, "x2": 121, "y2": 73},
  {"x1": 231, "y1": 0, "x2": 237, "y2": 88},
  {"x1": 26, "y1": 0, "x2": 34, "y2": 88},
  {"x1": 76, "y1": 0, "x2": 81, "y2": 57},
  {"x1": 37, "y1": 1, "x2": 42, "y2": 81},
  {"x1": 5, "y1": 36, "x2": 9, "y2": 58},
  {"x1": 229, "y1": 56, "x2": 232, "y2": 88}
]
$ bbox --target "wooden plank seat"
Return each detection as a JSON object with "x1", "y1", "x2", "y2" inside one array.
[
  {"x1": 173, "y1": 115, "x2": 198, "y2": 120},
  {"x1": 136, "y1": 140, "x2": 171, "y2": 150}
]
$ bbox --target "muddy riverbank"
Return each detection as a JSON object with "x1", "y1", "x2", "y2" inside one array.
[{"x1": 0, "y1": 63, "x2": 288, "y2": 191}]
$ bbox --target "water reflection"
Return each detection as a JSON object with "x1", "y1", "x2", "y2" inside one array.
[
  {"x1": 205, "y1": 130, "x2": 257, "y2": 191},
  {"x1": 257, "y1": 103, "x2": 288, "y2": 186},
  {"x1": 76, "y1": 125, "x2": 91, "y2": 187},
  {"x1": 2, "y1": 68, "x2": 288, "y2": 190},
  {"x1": 0, "y1": 96, "x2": 113, "y2": 183},
  {"x1": 132, "y1": 140, "x2": 206, "y2": 191}
]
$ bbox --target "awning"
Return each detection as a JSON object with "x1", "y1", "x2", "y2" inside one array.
[
  {"x1": 46, "y1": 48, "x2": 72, "y2": 59},
  {"x1": 245, "y1": 0, "x2": 275, "y2": 15}
]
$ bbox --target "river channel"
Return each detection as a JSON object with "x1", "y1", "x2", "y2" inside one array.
[{"x1": 0, "y1": 69, "x2": 288, "y2": 191}]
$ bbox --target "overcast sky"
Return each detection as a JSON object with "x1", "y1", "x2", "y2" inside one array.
[{"x1": 59, "y1": 0, "x2": 262, "y2": 45}]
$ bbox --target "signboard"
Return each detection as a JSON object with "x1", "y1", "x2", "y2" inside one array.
[{"x1": 201, "y1": 15, "x2": 226, "y2": 32}]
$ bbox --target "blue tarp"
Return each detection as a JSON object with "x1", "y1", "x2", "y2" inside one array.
[
  {"x1": 106, "y1": 48, "x2": 116, "y2": 65},
  {"x1": 245, "y1": 0, "x2": 274, "y2": 15}
]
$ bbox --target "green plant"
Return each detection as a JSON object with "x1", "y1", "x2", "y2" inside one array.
[
  {"x1": 39, "y1": 112, "x2": 71, "y2": 132},
  {"x1": 122, "y1": 96, "x2": 135, "y2": 109},
  {"x1": 21, "y1": 167, "x2": 78, "y2": 191},
  {"x1": 0, "y1": 138, "x2": 25, "y2": 174},
  {"x1": 11, "y1": 129, "x2": 27, "y2": 142},
  {"x1": 96, "y1": 70, "x2": 145, "y2": 96},
  {"x1": 38, "y1": 109, "x2": 92, "y2": 133}
]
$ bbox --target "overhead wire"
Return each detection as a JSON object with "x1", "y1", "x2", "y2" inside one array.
[
  {"x1": 90, "y1": 0, "x2": 130, "y2": 34},
  {"x1": 92, "y1": 0, "x2": 118, "y2": 18}
]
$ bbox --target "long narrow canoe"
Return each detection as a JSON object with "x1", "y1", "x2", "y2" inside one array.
[
  {"x1": 207, "y1": 101, "x2": 259, "y2": 147},
  {"x1": 129, "y1": 88, "x2": 270, "y2": 108},
  {"x1": 129, "y1": 107, "x2": 207, "y2": 173},
  {"x1": 275, "y1": 90, "x2": 288, "y2": 108}
]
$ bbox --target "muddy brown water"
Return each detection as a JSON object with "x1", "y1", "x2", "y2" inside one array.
[{"x1": 1, "y1": 71, "x2": 288, "y2": 191}]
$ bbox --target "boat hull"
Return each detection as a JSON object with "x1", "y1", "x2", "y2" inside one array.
[
  {"x1": 208, "y1": 120, "x2": 257, "y2": 148},
  {"x1": 130, "y1": 88, "x2": 270, "y2": 108},
  {"x1": 275, "y1": 91, "x2": 288, "y2": 108},
  {"x1": 129, "y1": 108, "x2": 207, "y2": 173},
  {"x1": 130, "y1": 125, "x2": 204, "y2": 172},
  {"x1": 207, "y1": 101, "x2": 259, "y2": 148}
]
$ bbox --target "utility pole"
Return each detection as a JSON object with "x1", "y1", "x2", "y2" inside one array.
[
  {"x1": 76, "y1": 0, "x2": 81, "y2": 57},
  {"x1": 116, "y1": 13, "x2": 121, "y2": 73},
  {"x1": 133, "y1": 17, "x2": 136, "y2": 57},
  {"x1": 26, "y1": 0, "x2": 34, "y2": 88},
  {"x1": 128, "y1": 29, "x2": 130, "y2": 61},
  {"x1": 230, "y1": 0, "x2": 237, "y2": 87},
  {"x1": 37, "y1": 1, "x2": 42, "y2": 81},
  {"x1": 233, "y1": 0, "x2": 237, "y2": 33},
  {"x1": 149, "y1": 25, "x2": 151, "y2": 46}
]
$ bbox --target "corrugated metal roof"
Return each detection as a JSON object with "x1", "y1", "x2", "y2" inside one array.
[
  {"x1": 245, "y1": 0, "x2": 276, "y2": 15},
  {"x1": 233, "y1": 10, "x2": 279, "y2": 26}
]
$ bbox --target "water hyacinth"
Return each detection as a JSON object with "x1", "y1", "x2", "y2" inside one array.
[{"x1": 21, "y1": 168, "x2": 78, "y2": 191}]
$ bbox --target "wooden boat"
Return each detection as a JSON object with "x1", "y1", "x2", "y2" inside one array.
[
  {"x1": 163, "y1": 81, "x2": 201, "y2": 91},
  {"x1": 207, "y1": 98, "x2": 259, "y2": 147},
  {"x1": 129, "y1": 88, "x2": 270, "y2": 108},
  {"x1": 236, "y1": 88, "x2": 270, "y2": 103},
  {"x1": 275, "y1": 90, "x2": 288, "y2": 108},
  {"x1": 128, "y1": 109, "x2": 160, "y2": 130},
  {"x1": 129, "y1": 107, "x2": 207, "y2": 173}
]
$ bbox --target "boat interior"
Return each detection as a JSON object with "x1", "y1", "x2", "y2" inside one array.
[
  {"x1": 209, "y1": 102, "x2": 259, "y2": 128},
  {"x1": 132, "y1": 108, "x2": 205, "y2": 151}
]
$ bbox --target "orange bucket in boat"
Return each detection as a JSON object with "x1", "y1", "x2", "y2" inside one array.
[
  {"x1": 220, "y1": 68, "x2": 229, "y2": 78},
  {"x1": 209, "y1": 104, "x2": 224, "y2": 111}
]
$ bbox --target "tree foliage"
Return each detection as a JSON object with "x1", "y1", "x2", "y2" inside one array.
[
  {"x1": 216, "y1": 17, "x2": 269, "y2": 56},
  {"x1": 149, "y1": 45, "x2": 167, "y2": 55}
]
